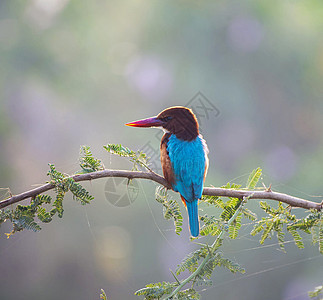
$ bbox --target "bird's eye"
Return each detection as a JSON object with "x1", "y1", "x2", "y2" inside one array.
[{"x1": 161, "y1": 116, "x2": 172, "y2": 122}]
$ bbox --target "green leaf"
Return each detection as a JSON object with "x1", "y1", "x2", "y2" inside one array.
[
  {"x1": 53, "y1": 188, "x2": 65, "y2": 218},
  {"x1": 250, "y1": 220, "x2": 265, "y2": 236},
  {"x1": 32, "y1": 194, "x2": 52, "y2": 206},
  {"x1": 134, "y1": 282, "x2": 175, "y2": 299},
  {"x1": 287, "y1": 212, "x2": 320, "y2": 233},
  {"x1": 308, "y1": 285, "x2": 323, "y2": 299},
  {"x1": 37, "y1": 207, "x2": 52, "y2": 223},
  {"x1": 198, "y1": 253, "x2": 245, "y2": 280},
  {"x1": 176, "y1": 246, "x2": 209, "y2": 275},
  {"x1": 276, "y1": 226, "x2": 286, "y2": 252},
  {"x1": 287, "y1": 228, "x2": 304, "y2": 249},
  {"x1": 260, "y1": 221, "x2": 274, "y2": 244},
  {"x1": 259, "y1": 201, "x2": 277, "y2": 217},
  {"x1": 319, "y1": 217, "x2": 323, "y2": 254},
  {"x1": 9, "y1": 204, "x2": 42, "y2": 235},
  {"x1": 104, "y1": 144, "x2": 150, "y2": 171},
  {"x1": 177, "y1": 288, "x2": 201, "y2": 299},
  {"x1": 0, "y1": 209, "x2": 11, "y2": 226},
  {"x1": 213, "y1": 253, "x2": 245, "y2": 274},
  {"x1": 201, "y1": 195, "x2": 224, "y2": 208},
  {"x1": 241, "y1": 208, "x2": 257, "y2": 221},
  {"x1": 246, "y1": 167, "x2": 262, "y2": 189},
  {"x1": 66, "y1": 178, "x2": 94, "y2": 205},
  {"x1": 200, "y1": 215, "x2": 221, "y2": 236},
  {"x1": 155, "y1": 187, "x2": 183, "y2": 235},
  {"x1": 100, "y1": 289, "x2": 108, "y2": 300},
  {"x1": 221, "y1": 182, "x2": 242, "y2": 189},
  {"x1": 228, "y1": 214, "x2": 242, "y2": 239},
  {"x1": 12, "y1": 215, "x2": 41, "y2": 232},
  {"x1": 220, "y1": 198, "x2": 243, "y2": 221},
  {"x1": 79, "y1": 145, "x2": 104, "y2": 173},
  {"x1": 47, "y1": 164, "x2": 67, "y2": 186},
  {"x1": 104, "y1": 144, "x2": 135, "y2": 157}
]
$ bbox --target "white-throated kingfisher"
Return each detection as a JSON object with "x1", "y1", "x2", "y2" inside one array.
[{"x1": 125, "y1": 106, "x2": 209, "y2": 237}]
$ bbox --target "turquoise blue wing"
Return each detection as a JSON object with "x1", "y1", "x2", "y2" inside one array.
[{"x1": 167, "y1": 135, "x2": 207, "y2": 202}]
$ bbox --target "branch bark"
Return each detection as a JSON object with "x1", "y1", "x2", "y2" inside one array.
[{"x1": 0, "y1": 169, "x2": 322, "y2": 210}]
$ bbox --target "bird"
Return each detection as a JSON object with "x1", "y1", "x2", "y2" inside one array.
[{"x1": 125, "y1": 106, "x2": 209, "y2": 237}]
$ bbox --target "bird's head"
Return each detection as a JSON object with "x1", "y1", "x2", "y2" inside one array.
[{"x1": 125, "y1": 106, "x2": 199, "y2": 141}]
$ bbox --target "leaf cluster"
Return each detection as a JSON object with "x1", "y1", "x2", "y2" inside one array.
[
  {"x1": 134, "y1": 282, "x2": 176, "y2": 300},
  {"x1": 79, "y1": 145, "x2": 105, "y2": 173},
  {"x1": 48, "y1": 164, "x2": 94, "y2": 218},
  {"x1": 0, "y1": 146, "x2": 96, "y2": 237},
  {"x1": 288, "y1": 210, "x2": 323, "y2": 253},
  {"x1": 176, "y1": 288, "x2": 201, "y2": 299},
  {"x1": 100, "y1": 289, "x2": 108, "y2": 300},
  {"x1": 246, "y1": 167, "x2": 262, "y2": 190},
  {"x1": 200, "y1": 192, "x2": 244, "y2": 239},
  {"x1": 155, "y1": 186, "x2": 183, "y2": 235},
  {"x1": 0, "y1": 144, "x2": 321, "y2": 300},
  {"x1": 176, "y1": 245, "x2": 211, "y2": 275},
  {"x1": 104, "y1": 144, "x2": 151, "y2": 171},
  {"x1": 251, "y1": 201, "x2": 323, "y2": 253},
  {"x1": 134, "y1": 282, "x2": 203, "y2": 300},
  {"x1": 176, "y1": 243, "x2": 244, "y2": 278},
  {"x1": 137, "y1": 169, "x2": 260, "y2": 299},
  {"x1": 198, "y1": 252, "x2": 245, "y2": 280},
  {"x1": 0, "y1": 194, "x2": 52, "y2": 237},
  {"x1": 308, "y1": 284, "x2": 323, "y2": 299},
  {"x1": 136, "y1": 170, "x2": 259, "y2": 299},
  {"x1": 200, "y1": 170, "x2": 260, "y2": 239}
]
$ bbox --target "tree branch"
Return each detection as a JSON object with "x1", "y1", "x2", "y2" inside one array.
[{"x1": 0, "y1": 169, "x2": 322, "y2": 210}]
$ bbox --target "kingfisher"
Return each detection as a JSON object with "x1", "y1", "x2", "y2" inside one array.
[{"x1": 125, "y1": 106, "x2": 209, "y2": 237}]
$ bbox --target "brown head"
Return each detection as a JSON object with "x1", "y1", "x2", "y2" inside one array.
[{"x1": 125, "y1": 106, "x2": 199, "y2": 141}]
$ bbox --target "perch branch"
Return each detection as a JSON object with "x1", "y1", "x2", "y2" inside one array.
[{"x1": 0, "y1": 169, "x2": 322, "y2": 210}]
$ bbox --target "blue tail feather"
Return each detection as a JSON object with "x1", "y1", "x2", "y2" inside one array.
[{"x1": 186, "y1": 200, "x2": 199, "y2": 237}]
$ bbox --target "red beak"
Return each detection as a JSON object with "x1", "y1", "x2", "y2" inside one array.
[{"x1": 125, "y1": 117, "x2": 164, "y2": 128}]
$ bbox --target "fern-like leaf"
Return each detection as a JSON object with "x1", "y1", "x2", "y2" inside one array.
[
  {"x1": 200, "y1": 215, "x2": 221, "y2": 236},
  {"x1": 53, "y1": 189, "x2": 65, "y2": 218},
  {"x1": 220, "y1": 198, "x2": 242, "y2": 221},
  {"x1": 241, "y1": 207, "x2": 257, "y2": 221},
  {"x1": 197, "y1": 253, "x2": 245, "y2": 280},
  {"x1": 260, "y1": 221, "x2": 274, "y2": 244},
  {"x1": 66, "y1": 178, "x2": 94, "y2": 205},
  {"x1": 100, "y1": 289, "x2": 108, "y2": 300},
  {"x1": 250, "y1": 220, "x2": 265, "y2": 236},
  {"x1": 177, "y1": 288, "x2": 201, "y2": 299},
  {"x1": 155, "y1": 186, "x2": 183, "y2": 235},
  {"x1": 213, "y1": 253, "x2": 245, "y2": 274},
  {"x1": 37, "y1": 207, "x2": 52, "y2": 223},
  {"x1": 276, "y1": 227, "x2": 286, "y2": 252},
  {"x1": 221, "y1": 182, "x2": 242, "y2": 190},
  {"x1": 201, "y1": 195, "x2": 224, "y2": 208},
  {"x1": 134, "y1": 282, "x2": 175, "y2": 299},
  {"x1": 246, "y1": 167, "x2": 262, "y2": 189},
  {"x1": 79, "y1": 145, "x2": 104, "y2": 173},
  {"x1": 308, "y1": 284, "x2": 323, "y2": 299},
  {"x1": 228, "y1": 213, "x2": 242, "y2": 239},
  {"x1": 287, "y1": 228, "x2": 304, "y2": 249},
  {"x1": 176, "y1": 246, "x2": 209, "y2": 275},
  {"x1": 104, "y1": 144, "x2": 150, "y2": 171},
  {"x1": 318, "y1": 217, "x2": 323, "y2": 254}
]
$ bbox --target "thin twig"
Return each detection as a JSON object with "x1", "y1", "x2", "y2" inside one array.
[{"x1": 0, "y1": 169, "x2": 322, "y2": 210}]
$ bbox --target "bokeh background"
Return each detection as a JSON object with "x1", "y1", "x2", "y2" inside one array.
[{"x1": 1, "y1": 1, "x2": 323, "y2": 299}]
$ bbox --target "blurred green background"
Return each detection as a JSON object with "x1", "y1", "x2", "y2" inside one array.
[{"x1": 0, "y1": 0, "x2": 323, "y2": 299}]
